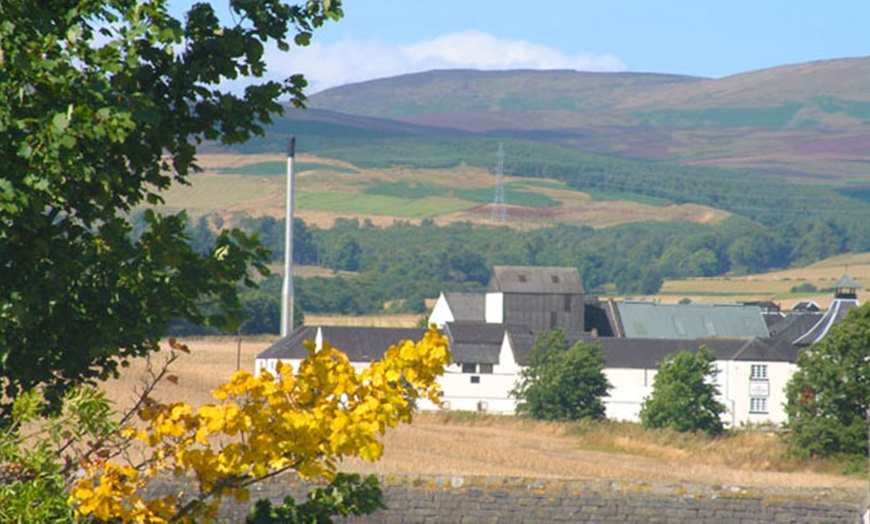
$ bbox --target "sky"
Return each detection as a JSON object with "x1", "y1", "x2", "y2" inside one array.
[{"x1": 169, "y1": 1, "x2": 870, "y2": 94}]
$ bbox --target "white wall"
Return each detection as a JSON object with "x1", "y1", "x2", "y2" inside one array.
[
  {"x1": 439, "y1": 333, "x2": 521, "y2": 414},
  {"x1": 603, "y1": 368, "x2": 655, "y2": 422},
  {"x1": 428, "y1": 293, "x2": 454, "y2": 329},
  {"x1": 485, "y1": 292, "x2": 504, "y2": 324},
  {"x1": 718, "y1": 360, "x2": 795, "y2": 427},
  {"x1": 604, "y1": 360, "x2": 797, "y2": 427},
  {"x1": 255, "y1": 330, "x2": 799, "y2": 428}
]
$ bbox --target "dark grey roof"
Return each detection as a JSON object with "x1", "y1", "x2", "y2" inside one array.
[
  {"x1": 256, "y1": 326, "x2": 318, "y2": 360},
  {"x1": 767, "y1": 312, "x2": 824, "y2": 341},
  {"x1": 443, "y1": 292, "x2": 485, "y2": 322},
  {"x1": 792, "y1": 300, "x2": 820, "y2": 312},
  {"x1": 616, "y1": 301, "x2": 770, "y2": 340},
  {"x1": 508, "y1": 331, "x2": 538, "y2": 366},
  {"x1": 256, "y1": 326, "x2": 427, "y2": 361},
  {"x1": 445, "y1": 322, "x2": 533, "y2": 365},
  {"x1": 793, "y1": 298, "x2": 859, "y2": 346},
  {"x1": 586, "y1": 336, "x2": 795, "y2": 370},
  {"x1": 487, "y1": 266, "x2": 583, "y2": 294}
]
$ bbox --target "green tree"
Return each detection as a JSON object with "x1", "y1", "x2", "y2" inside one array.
[
  {"x1": 0, "y1": 0, "x2": 341, "y2": 415},
  {"x1": 511, "y1": 329, "x2": 610, "y2": 421},
  {"x1": 784, "y1": 303, "x2": 870, "y2": 458},
  {"x1": 640, "y1": 347, "x2": 725, "y2": 436},
  {"x1": 246, "y1": 473, "x2": 386, "y2": 524}
]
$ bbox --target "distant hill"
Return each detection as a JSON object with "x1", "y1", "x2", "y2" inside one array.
[{"x1": 305, "y1": 58, "x2": 870, "y2": 182}]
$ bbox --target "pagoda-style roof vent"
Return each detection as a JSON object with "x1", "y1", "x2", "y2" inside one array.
[{"x1": 832, "y1": 274, "x2": 860, "y2": 299}]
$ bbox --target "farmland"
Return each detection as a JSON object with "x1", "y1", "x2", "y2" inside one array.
[
  {"x1": 100, "y1": 330, "x2": 863, "y2": 491},
  {"x1": 150, "y1": 153, "x2": 730, "y2": 230}
]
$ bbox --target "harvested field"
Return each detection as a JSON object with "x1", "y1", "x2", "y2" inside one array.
[
  {"x1": 653, "y1": 252, "x2": 870, "y2": 308},
  {"x1": 101, "y1": 335, "x2": 863, "y2": 491}
]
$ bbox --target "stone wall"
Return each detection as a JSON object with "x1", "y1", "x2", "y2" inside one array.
[{"x1": 166, "y1": 474, "x2": 865, "y2": 523}]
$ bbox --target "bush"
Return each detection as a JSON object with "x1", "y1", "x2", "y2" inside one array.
[
  {"x1": 639, "y1": 347, "x2": 725, "y2": 436},
  {"x1": 511, "y1": 329, "x2": 610, "y2": 421}
]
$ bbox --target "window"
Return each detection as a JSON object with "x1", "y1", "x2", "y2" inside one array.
[
  {"x1": 703, "y1": 318, "x2": 717, "y2": 336},
  {"x1": 750, "y1": 397, "x2": 768, "y2": 414},
  {"x1": 673, "y1": 317, "x2": 687, "y2": 337},
  {"x1": 461, "y1": 363, "x2": 476, "y2": 374},
  {"x1": 470, "y1": 376, "x2": 480, "y2": 384},
  {"x1": 564, "y1": 294, "x2": 571, "y2": 312},
  {"x1": 551, "y1": 275, "x2": 560, "y2": 283},
  {"x1": 750, "y1": 364, "x2": 767, "y2": 380},
  {"x1": 478, "y1": 363, "x2": 493, "y2": 374},
  {"x1": 518, "y1": 274, "x2": 527, "y2": 283},
  {"x1": 550, "y1": 311, "x2": 558, "y2": 328}
]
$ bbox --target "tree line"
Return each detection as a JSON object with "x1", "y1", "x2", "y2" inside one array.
[{"x1": 155, "y1": 207, "x2": 865, "y2": 335}]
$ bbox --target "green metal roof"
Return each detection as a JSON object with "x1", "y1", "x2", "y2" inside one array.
[
  {"x1": 616, "y1": 301, "x2": 770, "y2": 340},
  {"x1": 832, "y1": 274, "x2": 861, "y2": 290}
]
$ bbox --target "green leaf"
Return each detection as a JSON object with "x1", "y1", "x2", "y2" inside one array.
[{"x1": 51, "y1": 112, "x2": 70, "y2": 134}]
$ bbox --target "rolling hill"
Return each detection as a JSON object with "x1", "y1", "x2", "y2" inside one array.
[
  {"x1": 303, "y1": 57, "x2": 870, "y2": 183},
  {"x1": 196, "y1": 57, "x2": 870, "y2": 265}
]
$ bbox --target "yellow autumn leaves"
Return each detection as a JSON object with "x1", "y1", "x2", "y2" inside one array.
[{"x1": 69, "y1": 326, "x2": 450, "y2": 523}]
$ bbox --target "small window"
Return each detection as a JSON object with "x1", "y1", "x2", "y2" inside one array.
[
  {"x1": 750, "y1": 397, "x2": 768, "y2": 414},
  {"x1": 478, "y1": 363, "x2": 493, "y2": 374},
  {"x1": 551, "y1": 275, "x2": 560, "y2": 283},
  {"x1": 461, "y1": 363, "x2": 476, "y2": 374},
  {"x1": 673, "y1": 317, "x2": 687, "y2": 337},
  {"x1": 750, "y1": 364, "x2": 767, "y2": 380},
  {"x1": 518, "y1": 274, "x2": 527, "y2": 283},
  {"x1": 470, "y1": 376, "x2": 480, "y2": 384},
  {"x1": 564, "y1": 294, "x2": 571, "y2": 312},
  {"x1": 703, "y1": 318, "x2": 717, "y2": 336}
]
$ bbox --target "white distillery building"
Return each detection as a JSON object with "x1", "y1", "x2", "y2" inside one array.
[{"x1": 256, "y1": 268, "x2": 860, "y2": 427}]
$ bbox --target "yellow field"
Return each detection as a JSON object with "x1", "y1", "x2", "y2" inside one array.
[
  {"x1": 99, "y1": 333, "x2": 863, "y2": 491},
  {"x1": 643, "y1": 253, "x2": 870, "y2": 309}
]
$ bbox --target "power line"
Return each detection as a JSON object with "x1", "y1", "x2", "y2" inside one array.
[{"x1": 491, "y1": 143, "x2": 507, "y2": 223}]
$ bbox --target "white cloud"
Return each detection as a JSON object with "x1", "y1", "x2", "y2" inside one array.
[{"x1": 260, "y1": 30, "x2": 625, "y2": 94}]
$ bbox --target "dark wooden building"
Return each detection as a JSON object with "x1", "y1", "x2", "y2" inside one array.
[{"x1": 486, "y1": 266, "x2": 584, "y2": 337}]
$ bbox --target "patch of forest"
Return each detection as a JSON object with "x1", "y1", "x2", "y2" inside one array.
[{"x1": 157, "y1": 207, "x2": 866, "y2": 335}]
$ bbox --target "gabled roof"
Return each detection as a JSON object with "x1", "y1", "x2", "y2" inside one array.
[
  {"x1": 445, "y1": 322, "x2": 533, "y2": 365},
  {"x1": 487, "y1": 266, "x2": 583, "y2": 294},
  {"x1": 445, "y1": 322, "x2": 503, "y2": 365},
  {"x1": 256, "y1": 326, "x2": 318, "y2": 360},
  {"x1": 507, "y1": 331, "x2": 538, "y2": 367},
  {"x1": 793, "y1": 298, "x2": 859, "y2": 346},
  {"x1": 616, "y1": 301, "x2": 769, "y2": 340},
  {"x1": 256, "y1": 326, "x2": 427, "y2": 362},
  {"x1": 442, "y1": 292, "x2": 485, "y2": 322}
]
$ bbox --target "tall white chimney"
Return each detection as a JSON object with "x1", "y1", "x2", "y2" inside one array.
[{"x1": 280, "y1": 137, "x2": 296, "y2": 337}]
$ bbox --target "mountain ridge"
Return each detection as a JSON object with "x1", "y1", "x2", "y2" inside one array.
[{"x1": 304, "y1": 57, "x2": 870, "y2": 182}]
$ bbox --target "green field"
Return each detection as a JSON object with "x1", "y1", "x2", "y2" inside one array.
[
  {"x1": 218, "y1": 161, "x2": 358, "y2": 176},
  {"x1": 587, "y1": 190, "x2": 671, "y2": 207},
  {"x1": 455, "y1": 184, "x2": 560, "y2": 207},
  {"x1": 363, "y1": 181, "x2": 448, "y2": 199},
  {"x1": 152, "y1": 175, "x2": 276, "y2": 215},
  {"x1": 296, "y1": 192, "x2": 471, "y2": 218}
]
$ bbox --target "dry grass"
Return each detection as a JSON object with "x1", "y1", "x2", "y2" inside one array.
[
  {"x1": 337, "y1": 413, "x2": 864, "y2": 489},
  {"x1": 99, "y1": 337, "x2": 864, "y2": 491},
  {"x1": 645, "y1": 253, "x2": 870, "y2": 308},
  {"x1": 150, "y1": 153, "x2": 729, "y2": 230}
]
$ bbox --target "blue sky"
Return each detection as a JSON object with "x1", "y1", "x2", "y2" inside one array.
[{"x1": 169, "y1": 1, "x2": 869, "y2": 93}]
